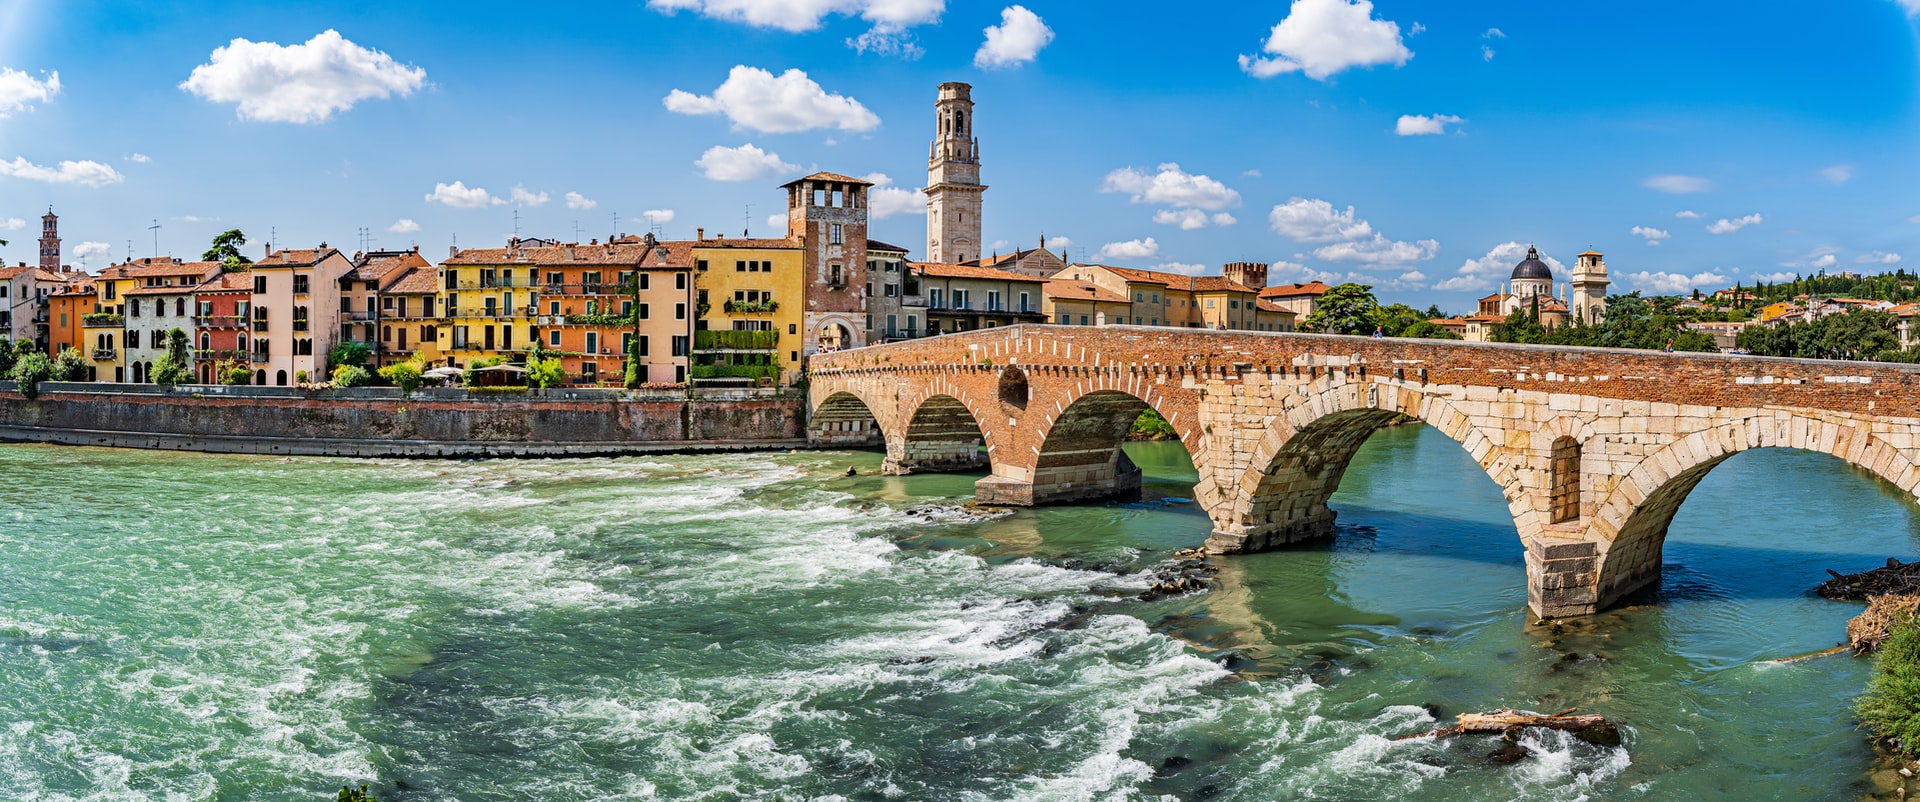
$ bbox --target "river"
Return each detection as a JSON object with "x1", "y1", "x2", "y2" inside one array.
[{"x1": 0, "y1": 425, "x2": 1913, "y2": 800}]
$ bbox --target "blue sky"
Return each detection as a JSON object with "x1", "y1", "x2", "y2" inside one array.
[{"x1": 0, "y1": 0, "x2": 1915, "y2": 310}]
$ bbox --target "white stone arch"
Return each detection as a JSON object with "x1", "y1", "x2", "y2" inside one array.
[
  {"x1": 1023, "y1": 369, "x2": 1205, "y2": 464},
  {"x1": 1588, "y1": 410, "x2": 1920, "y2": 604},
  {"x1": 807, "y1": 377, "x2": 900, "y2": 449},
  {"x1": 895, "y1": 378, "x2": 999, "y2": 474}
]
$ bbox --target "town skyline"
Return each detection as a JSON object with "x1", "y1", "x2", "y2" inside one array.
[{"x1": 0, "y1": 1, "x2": 1915, "y2": 308}]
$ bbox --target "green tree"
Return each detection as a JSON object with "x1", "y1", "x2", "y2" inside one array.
[
  {"x1": 378, "y1": 361, "x2": 423, "y2": 393},
  {"x1": 624, "y1": 331, "x2": 643, "y2": 389},
  {"x1": 49, "y1": 347, "x2": 87, "y2": 382},
  {"x1": 1302, "y1": 283, "x2": 1381, "y2": 335},
  {"x1": 0, "y1": 337, "x2": 17, "y2": 376},
  {"x1": 331, "y1": 364, "x2": 372, "y2": 387},
  {"x1": 1369, "y1": 303, "x2": 1427, "y2": 337},
  {"x1": 203, "y1": 229, "x2": 253, "y2": 270},
  {"x1": 10, "y1": 351, "x2": 51, "y2": 398},
  {"x1": 329, "y1": 341, "x2": 371, "y2": 371},
  {"x1": 1490, "y1": 308, "x2": 1547, "y2": 343},
  {"x1": 215, "y1": 358, "x2": 252, "y2": 385},
  {"x1": 149, "y1": 328, "x2": 193, "y2": 385},
  {"x1": 1398, "y1": 319, "x2": 1462, "y2": 340},
  {"x1": 528, "y1": 356, "x2": 566, "y2": 389}
]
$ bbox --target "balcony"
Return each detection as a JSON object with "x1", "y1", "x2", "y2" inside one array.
[
  {"x1": 89, "y1": 348, "x2": 115, "y2": 361},
  {"x1": 252, "y1": 321, "x2": 269, "y2": 333},
  {"x1": 694, "y1": 329, "x2": 779, "y2": 351},
  {"x1": 83, "y1": 313, "x2": 123, "y2": 326},
  {"x1": 194, "y1": 349, "x2": 249, "y2": 361},
  {"x1": 345, "y1": 310, "x2": 378, "y2": 322},
  {"x1": 723, "y1": 300, "x2": 779, "y2": 314},
  {"x1": 194, "y1": 315, "x2": 248, "y2": 328}
]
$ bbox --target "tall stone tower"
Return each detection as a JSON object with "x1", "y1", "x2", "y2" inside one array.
[
  {"x1": 38, "y1": 209, "x2": 60, "y2": 271},
  {"x1": 785, "y1": 171, "x2": 871, "y2": 355},
  {"x1": 923, "y1": 82, "x2": 985, "y2": 264},
  {"x1": 1223, "y1": 261, "x2": 1268, "y2": 290},
  {"x1": 1572, "y1": 250, "x2": 1610, "y2": 324}
]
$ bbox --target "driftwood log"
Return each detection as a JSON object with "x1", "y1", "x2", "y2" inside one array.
[
  {"x1": 1397, "y1": 708, "x2": 1620, "y2": 745},
  {"x1": 1816, "y1": 558, "x2": 1920, "y2": 600}
]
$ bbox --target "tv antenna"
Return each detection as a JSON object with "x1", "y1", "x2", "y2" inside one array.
[
  {"x1": 148, "y1": 219, "x2": 161, "y2": 257},
  {"x1": 573, "y1": 220, "x2": 583, "y2": 243},
  {"x1": 743, "y1": 204, "x2": 752, "y2": 237},
  {"x1": 512, "y1": 209, "x2": 521, "y2": 237}
]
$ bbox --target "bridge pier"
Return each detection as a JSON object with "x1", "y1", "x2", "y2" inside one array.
[
  {"x1": 975, "y1": 450, "x2": 1142, "y2": 506},
  {"x1": 882, "y1": 439, "x2": 988, "y2": 475},
  {"x1": 1526, "y1": 536, "x2": 1604, "y2": 618}
]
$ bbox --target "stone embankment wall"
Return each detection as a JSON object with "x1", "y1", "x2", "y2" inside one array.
[{"x1": 0, "y1": 383, "x2": 806, "y2": 457}]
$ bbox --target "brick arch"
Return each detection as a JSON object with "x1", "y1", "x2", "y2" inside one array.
[
  {"x1": 989, "y1": 371, "x2": 1204, "y2": 506},
  {"x1": 1589, "y1": 411, "x2": 1920, "y2": 606},
  {"x1": 1208, "y1": 378, "x2": 1522, "y2": 553},
  {"x1": 891, "y1": 381, "x2": 997, "y2": 474},
  {"x1": 807, "y1": 381, "x2": 897, "y2": 449}
]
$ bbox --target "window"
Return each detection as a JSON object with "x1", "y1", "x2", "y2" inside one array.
[
  {"x1": 622, "y1": 333, "x2": 632, "y2": 354},
  {"x1": 831, "y1": 224, "x2": 843, "y2": 244},
  {"x1": 885, "y1": 284, "x2": 898, "y2": 297},
  {"x1": 131, "y1": 300, "x2": 141, "y2": 318},
  {"x1": 479, "y1": 269, "x2": 496, "y2": 288},
  {"x1": 128, "y1": 330, "x2": 140, "y2": 348},
  {"x1": 675, "y1": 303, "x2": 686, "y2": 320},
  {"x1": 293, "y1": 306, "x2": 309, "y2": 332},
  {"x1": 928, "y1": 289, "x2": 943, "y2": 309},
  {"x1": 585, "y1": 332, "x2": 599, "y2": 354},
  {"x1": 639, "y1": 303, "x2": 650, "y2": 320},
  {"x1": 675, "y1": 273, "x2": 687, "y2": 290},
  {"x1": 906, "y1": 314, "x2": 917, "y2": 334},
  {"x1": 696, "y1": 259, "x2": 708, "y2": 272},
  {"x1": 987, "y1": 291, "x2": 1001, "y2": 312},
  {"x1": 638, "y1": 274, "x2": 650, "y2": 291},
  {"x1": 1018, "y1": 292, "x2": 1030, "y2": 313},
  {"x1": 549, "y1": 300, "x2": 561, "y2": 315},
  {"x1": 1551, "y1": 437, "x2": 1581, "y2": 523},
  {"x1": 671, "y1": 335, "x2": 688, "y2": 357},
  {"x1": 637, "y1": 335, "x2": 650, "y2": 356},
  {"x1": 176, "y1": 299, "x2": 186, "y2": 316},
  {"x1": 422, "y1": 296, "x2": 435, "y2": 317},
  {"x1": 1207, "y1": 299, "x2": 1216, "y2": 308},
  {"x1": 383, "y1": 296, "x2": 395, "y2": 310},
  {"x1": 621, "y1": 301, "x2": 632, "y2": 316},
  {"x1": 293, "y1": 275, "x2": 309, "y2": 294},
  {"x1": 1080, "y1": 315, "x2": 1089, "y2": 325},
  {"x1": 549, "y1": 330, "x2": 561, "y2": 347},
  {"x1": 736, "y1": 261, "x2": 747, "y2": 272},
  {"x1": 546, "y1": 271, "x2": 563, "y2": 286},
  {"x1": 445, "y1": 271, "x2": 457, "y2": 290},
  {"x1": 254, "y1": 276, "x2": 268, "y2": 294}
]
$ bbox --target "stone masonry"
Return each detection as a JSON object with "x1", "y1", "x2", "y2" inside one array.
[{"x1": 807, "y1": 325, "x2": 1920, "y2": 619}]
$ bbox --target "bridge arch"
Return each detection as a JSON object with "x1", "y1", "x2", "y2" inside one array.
[
  {"x1": 808, "y1": 388, "x2": 892, "y2": 449},
  {"x1": 1208, "y1": 378, "x2": 1522, "y2": 553},
  {"x1": 975, "y1": 373, "x2": 1203, "y2": 506},
  {"x1": 888, "y1": 382, "x2": 997, "y2": 474},
  {"x1": 1589, "y1": 412, "x2": 1920, "y2": 607}
]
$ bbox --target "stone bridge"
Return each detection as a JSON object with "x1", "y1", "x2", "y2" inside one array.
[{"x1": 805, "y1": 325, "x2": 1920, "y2": 619}]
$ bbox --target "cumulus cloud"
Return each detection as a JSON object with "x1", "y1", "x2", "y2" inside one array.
[
  {"x1": 1630, "y1": 226, "x2": 1670, "y2": 245},
  {"x1": 1395, "y1": 113, "x2": 1463, "y2": 136},
  {"x1": 388, "y1": 218, "x2": 421, "y2": 233},
  {"x1": 1096, "y1": 238, "x2": 1160, "y2": 261},
  {"x1": 639, "y1": 209, "x2": 676, "y2": 225},
  {"x1": 665, "y1": 66, "x2": 879, "y2": 134},
  {"x1": 1644, "y1": 174, "x2": 1711, "y2": 194},
  {"x1": 424, "y1": 181, "x2": 504, "y2": 208},
  {"x1": 1624, "y1": 270, "x2": 1729, "y2": 295},
  {"x1": 125, "y1": 153, "x2": 151, "y2": 164},
  {"x1": 1706, "y1": 213, "x2": 1762, "y2": 234},
  {"x1": 565, "y1": 191, "x2": 597, "y2": 210},
  {"x1": 695, "y1": 143, "x2": 797, "y2": 182},
  {"x1": 1901, "y1": 0, "x2": 1920, "y2": 16},
  {"x1": 1101, "y1": 163, "x2": 1241, "y2": 210},
  {"x1": 1239, "y1": 0, "x2": 1413, "y2": 80},
  {"x1": 1268, "y1": 197, "x2": 1373, "y2": 242},
  {"x1": 1151, "y1": 262, "x2": 1209, "y2": 276},
  {"x1": 1675, "y1": 210, "x2": 1701, "y2": 219},
  {"x1": 1859, "y1": 251, "x2": 1902, "y2": 265},
  {"x1": 861, "y1": 173, "x2": 928, "y2": 219},
  {"x1": 646, "y1": 0, "x2": 944, "y2": 33},
  {"x1": 0, "y1": 68, "x2": 59, "y2": 116},
  {"x1": 847, "y1": 28, "x2": 925, "y2": 58},
  {"x1": 1313, "y1": 234, "x2": 1438, "y2": 265},
  {"x1": 0, "y1": 218, "x2": 23, "y2": 231},
  {"x1": 765, "y1": 213, "x2": 788, "y2": 233},
  {"x1": 975, "y1": 5, "x2": 1054, "y2": 68},
  {"x1": 179, "y1": 30, "x2": 426, "y2": 124},
  {"x1": 1482, "y1": 45, "x2": 1496, "y2": 62},
  {"x1": 1748, "y1": 271, "x2": 1800, "y2": 283},
  {"x1": 1820, "y1": 164, "x2": 1854, "y2": 184},
  {"x1": 510, "y1": 186, "x2": 550, "y2": 207},
  {"x1": 0, "y1": 156, "x2": 124, "y2": 187},
  {"x1": 1484, "y1": 27, "x2": 1506, "y2": 38},
  {"x1": 1433, "y1": 241, "x2": 1564, "y2": 292},
  {"x1": 72, "y1": 241, "x2": 112, "y2": 262},
  {"x1": 1152, "y1": 209, "x2": 1237, "y2": 230},
  {"x1": 1270, "y1": 260, "x2": 1347, "y2": 285}
]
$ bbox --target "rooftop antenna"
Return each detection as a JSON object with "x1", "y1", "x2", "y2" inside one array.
[
  {"x1": 148, "y1": 218, "x2": 161, "y2": 257},
  {"x1": 743, "y1": 203, "x2": 752, "y2": 238},
  {"x1": 269, "y1": 226, "x2": 276, "y2": 251},
  {"x1": 609, "y1": 211, "x2": 618, "y2": 241},
  {"x1": 513, "y1": 209, "x2": 521, "y2": 237},
  {"x1": 573, "y1": 220, "x2": 583, "y2": 243}
]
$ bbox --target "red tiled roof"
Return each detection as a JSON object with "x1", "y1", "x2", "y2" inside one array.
[
  {"x1": 443, "y1": 242, "x2": 655, "y2": 266},
  {"x1": 1254, "y1": 299, "x2": 1299, "y2": 315},
  {"x1": 913, "y1": 262, "x2": 1048, "y2": 282},
  {"x1": 1096, "y1": 265, "x2": 1256, "y2": 294},
  {"x1": 781, "y1": 171, "x2": 872, "y2": 187},
  {"x1": 689, "y1": 237, "x2": 801, "y2": 250},
  {"x1": 867, "y1": 239, "x2": 911, "y2": 254},
  {"x1": 255, "y1": 248, "x2": 340, "y2": 267},
  {"x1": 382, "y1": 265, "x2": 440, "y2": 294},
  {"x1": 1259, "y1": 281, "x2": 1334, "y2": 299},
  {"x1": 1043, "y1": 279, "x2": 1127, "y2": 303}
]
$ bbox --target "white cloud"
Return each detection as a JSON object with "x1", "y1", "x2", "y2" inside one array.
[
  {"x1": 1313, "y1": 234, "x2": 1438, "y2": 265},
  {"x1": 424, "y1": 181, "x2": 504, "y2": 208},
  {"x1": 1910, "y1": 214, "x2": 1920, "y2": 224},
  {"x1": 975, "y1": 5, "x2": 1054, "y2": 68},
  {"x1": 1242, "y1": 169, "x2": 1262, "y2": 178},
  {"x1": 1706, "y1": 213, "x2": 1762, "y2": 234},
  {"x1": 640, "y1": 209, "x2": 676, "y2": 225},
  {"x1": 1482, "y1": 45, "x2": 1496, "y2": 62},
  {"x1": 646, "y1": 0, "x2": 944, "y2": 33},
  {"x1": 1151, "y1": 261, "x2": 1209, "y2": 276},
  {"x1": 565, "y1": 191, "x2": 597, "y2": 210},
  {"x1": 1270, "y1": 260, "x2": 1346, "y2": 285},
  {"x1": 0, "y1": 156, "x2": 124, "y2": 187},
  {"x1": 1809, "y1": 254, "x2": 1838, "y2": 269},
  {"x1": 766, "y1": 213, "x2": 788, "y2": 233},
  {"x1": 1095, "y1": 237, "x2": 1160, "y2": 261},
  {"x1": 1644, "y1": 174, "x2": 1712, "y2": 194},
  {"x1": 510, "y1": 186, "x2": 550, "y2": 207},
  {"x1": 1268, "y1": 197, "x2": 1373, "y2": 242},
  {"x1": 1820, "y1": 164, "x2": 1854, "y2": 184},
  {"x1": 1395, "y1": 113, "x2": 1463, "y2": 136},
  {"x1": 1901, "y1": 0, "x2": 1920, "y2": 16},
  {"x1": 388, "y1": 218, "x2": 421, "y2": 233},
  {"x1": 1409, "y1": 22, "x2": 1426, "y2": 35},
  {"x1": 125, "y1": 153, "x2": 150, "y2": 164},
  {"x1": 1484, "y1": 27, "x2": 1506, "y2": 38},
  {"x1": 665, "y1": 66, "x2": 879, "y2": 134},
  {"x1": 1152, "y1": 209, "x2": 1236, "y2": 230},
  {"x1": 1046, "y1": 235, "x2": 1072, "y2": 250},
  {"x1": 695, "y1": 143, "x2": 797, "y2": 182},
  {"x1": 1630, "y1": 225, "x2": 1670, "y2": 245},
  {"x1": 861, "y1": 173, "x2": 928, "y2": 219},
  {"x1": 0, "y1": 218, "x2": 22, "y2": 231},
  {"x1": 1859, "y1": 251, "x2": 1902, "y2": 265},
  {"x1": 847, "y1": 28, "x2": 925, "y2": 59},
  {"x1": 1434, "y1": 241, "x2": 1564, "y2": 292},
  {"x1": 1675, "y1": 210, "x2": 1701, "y2": 219},
  {"x1": 72, "y1": 241, "x2": 112, "y2": 262},
  {"x1": 179, "y1": 29, "x2": 426, "y2": 124},
  {"x1": 1398, "y1": 269, "x2": 1427, "y2": 284},
  {"x1": 1100, "y1": 163, "x2": 1241, "y2": 210},
  {"x1": 0, "y1": 68, "x2": 59, "y2": 116},
  {"x1": 1749, "y1": 271, "x2": 1799, "y2": 283},
  {"x1": 1624, "y1": 270, "x2": 1729, "y2": 295},
  {"x1": 1238, "y1": 0, "x2": 1413, "y2": 81}
]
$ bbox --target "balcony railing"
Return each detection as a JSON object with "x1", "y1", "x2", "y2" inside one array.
[
  {"x1": 345, "y1": 310, "x2": 378, "y2": 321},
  {"x1": 89, "y1": 348, "x2": 115, "y2": 360},
  {"x1": 252, "y1": 321, "x2": 269, "y2": 333},
  {"x1": 194, "y1": 315, "x2": 248, "y2": 328},
  {"x1": 194, "y1": 349, "x2": 249, "y2": 361},
  {"x1": 83, "y1": 313, "x2": 123, "y2": 326},
  {"x1": 694, "y1": 329, "x2": 779, "y2": 350},
  {"x1": 723, "y1": 300, "x2": 778, "y2": 314}
]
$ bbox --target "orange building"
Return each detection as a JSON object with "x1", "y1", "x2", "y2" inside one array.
[{"x1": 47, "y1": 279, "x2": 95, "y2": 362}]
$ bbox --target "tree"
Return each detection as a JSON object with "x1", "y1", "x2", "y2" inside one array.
[
  {"x1": 10, "y1": 351, "x2": 51, "y2": 398},
  {"x1": 331, "y1": 364, "x2": 372, "y2": 387},
  {"x1": 0, "y1": 337, "x2": 17, "y2": 376},
  {"x1": 215, "y1": 358, "x2": 251, "y2": 385},
  {"x1": 624, "y1": 331, "x2": 643, "y2": 389},
  {"x1": 1399, "y1": 320, "x2": 1463, "y2": 340},
  {"x1": 203, "y1": 229, "x2": 252, "y2": 270},
  {"x1": 329, "y1": 341, "x2": 371, "y2": 371},
  {"x1": 378, "y1": 361, "x2": 423, "y2": 393},
  {"x1": 1369, "y1": 303, "x2": 1427, "y2": 337},
  {"x1": 1490, "y1": 308, "x2": 1546, "y2": 343},
  {"x1": 49, "y1": 348, "x2": 87, "y2": 382},
  {"x1": 149, "y1": 328, "x2": 193, "y2": 385},
  {"x1": 1302, "y1": 283, "x2": 1381, "y2": 335},
  {"x1": 528, "y1": 356, "x2": 566, "y2": 389}
]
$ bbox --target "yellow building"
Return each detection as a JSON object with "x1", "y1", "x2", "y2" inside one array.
[
  {"x1": 1052, "y1": 263, "x2": 1269, "y2": 330},
  {"x1": 689, "y1": 234, "x2": 805, "y2": 385},
  {"x1": 437, "y1": 240, "x2": 542, "y2": 364},
  {"x1": 1757, "y1": 301, "x2": 1801, "y2": 323}
]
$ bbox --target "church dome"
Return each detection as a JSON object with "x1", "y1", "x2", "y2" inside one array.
[{"x1": 1511, "y1": 246, "x2": 1554, "y2": 281}]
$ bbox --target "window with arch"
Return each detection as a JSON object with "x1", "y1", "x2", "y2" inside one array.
[{"x1": 1550, "y1": 436, "x2": 1581, "y2": 523}]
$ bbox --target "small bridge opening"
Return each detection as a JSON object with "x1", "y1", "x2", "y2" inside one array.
[
  {"x1": 891, "y1": 394, "x2": 988, "y2": 474},
  {"x1": 809, "y1": 391, "x2": 885, "y2": 449},
  {"x1": 977, "y1": 389, "x2": 1180, "y2": 507}
]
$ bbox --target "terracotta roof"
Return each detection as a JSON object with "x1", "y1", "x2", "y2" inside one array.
[
  {"x1": 51, "y1": 280, "x2": 95, "y2": 296},
  {"x1": 382, "y1": 264, "x2": 440, "y2": 294},
  {"x1": 867, "y1": 239, "x2": 911, "y2": 254},
  {"x1": 193, "y1": 272, "x2": 253, "y2": 293},
  {"x1": 0, "y1": 266, "x2": 29, "y2": 281},
  {"x1": 1043, "y1": 279, "x2": 1128, "y2": 304},
  {"x1": 1253, "y1": 299, "x2": 1299, "y2": 315},
  {"x1": 912, "y1": 262, "x2": 1048, "y2": 283},
  {"x1": 255, "y1": 248, "x2": 341, "y2": 267},
  {"x1": 443, "y1": 242, "x2": 654, "y2": 266},
  {"x1": 98, "y1": 259, "x2": 223, "y2": 280},
  {"x1": 1259, "y1": 281, "x2": 1334, "y2": 299},
  {"x1": 781, "y1": 171, "x2": 873, "y2": 187},
  {"x1": 638, "y1": 241, "x2": 696, "y2": 268},
  {"x1": 1464, "y1": 313, "x2": 1506, "y2": 323},
  {"x1": 348, "y1": 249, "x2": 431, "y2": 281},
  {"x1": 689, "y1": 237, "x2": 801, "y2": 250},
  {"x1": 1097, "y1": 265, "x2": 1257, "y2": 294},
  {"x1": 30, "y1": 269, "x2": 67, "y2": 283}
]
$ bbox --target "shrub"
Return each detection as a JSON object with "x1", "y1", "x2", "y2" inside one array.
[
  {"x1": 528, "y1": 357, "x2": 566, "y2": 389},
  {"x1": 328, "y1": 341, "x2": 371, "y2": 370},
  {"x1": 1859, "y1": 618, "x2": 1920, "y2": 755},
  {"x1": 224, "y1": 367, "x2": 253, "y2": 385},
  {"x1": 10, "y1": 351, "x2": 51, "y2": 398},
  {"x1": 378, "y1": 362, "x2": 423, "y2": 394},
  {"x1": 295, "y1": 370, "x2": 309, "y2": 384},
  {"x1": 331, "y1": 364, "x2": 372, "y2": 388},
  {"x1": 49, "y1": 348, "x2": 87, "y2": 382}
]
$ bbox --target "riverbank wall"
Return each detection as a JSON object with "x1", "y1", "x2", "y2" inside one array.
[{"x1": 0, "y1": 382, "x2": 808, "y2": 457}]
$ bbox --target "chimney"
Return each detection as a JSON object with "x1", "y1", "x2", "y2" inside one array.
[
  {"x1": 450, "y1": 245, "x2": 458, "y2": 259},
  {"x1": 697, "y1": 227, "x2": 704, "y2": 241}
]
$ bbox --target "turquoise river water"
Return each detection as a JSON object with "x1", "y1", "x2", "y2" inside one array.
[{"x1": 0, "y1": 426, "x2": 1916, "y2": 801}]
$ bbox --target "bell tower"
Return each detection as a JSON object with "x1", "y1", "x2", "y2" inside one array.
[
  {"x1": 923, "y1": 82, "x2": 986, "y2": 263},
  {"x1": 1572, "y1": 250, "x2": 1610, "y2": 324},
  {"x1": 39, "y1": 208, "x2": 60, "y2": 271}
]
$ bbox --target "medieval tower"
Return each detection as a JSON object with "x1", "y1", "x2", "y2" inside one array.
[
  {"x1": 923, "y1": 82, "x2": 985, "y2": 264},
  {"x1": 786, "y1": 172, "x2": 871, "y2": 355},
  {"x1": 1572, "y1": 250, "x2": 1610, "y2": 324},
  {"x1": 39, "y1": 209, "x2": 59, "y2": 271}
]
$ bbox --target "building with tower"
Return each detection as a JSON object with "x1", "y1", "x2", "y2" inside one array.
[
  {"x1": 1466, "y1": 245, "x2": 1576, "y2": 340},
  {"x1": 39, "y1": 209, "x2": 59, "y2": 271},
  {"x1": 1571, "y1": 250, "x2": 1610, "y2": 325},
  {"x1": 923, "y1": 82, "x2": 985, "y2": 264},
  {"x1": 785, "y1": 171, "x2": 871, "y2": 355}
]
